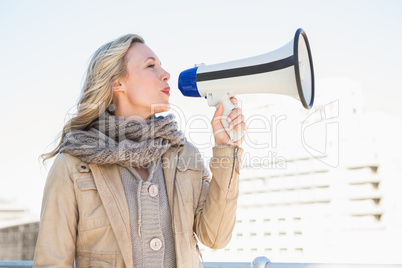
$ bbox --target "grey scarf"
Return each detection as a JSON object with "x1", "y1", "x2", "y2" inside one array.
[{"x1": 60, "y1": 111, "x2": 185, "y2": 167}]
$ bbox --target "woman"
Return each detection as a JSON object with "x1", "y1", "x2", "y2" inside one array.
[{"x1": 34, "y1": 34, "x2": 246, "y2": 268}]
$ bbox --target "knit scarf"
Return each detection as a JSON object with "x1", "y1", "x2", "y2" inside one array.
[{"x1": 60, "y1": 111, "x2": 186, "y2": 168}]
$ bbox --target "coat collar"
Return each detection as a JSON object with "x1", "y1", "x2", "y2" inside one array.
[
  {"x1": 89, "y1": 162, "x2": 133, "y2": 268},
  {"x1": 162, "y1": 145, "x2": 183, "y2": 216}
]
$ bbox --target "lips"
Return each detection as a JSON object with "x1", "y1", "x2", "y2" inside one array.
[{"x1": 161, "y1": 87, "x2": 170, "y2": 96}]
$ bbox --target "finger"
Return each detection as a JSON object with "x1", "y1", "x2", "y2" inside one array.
[
  {"x1": 232, "y1": 121, "x2": 247, "y2": 133},
  {"x1": 227, "y1": 141, "x2": 236, "y2": 147},
  {"x1": 230, "y1": 97, "x2": 238, "y2": 105},
  {"x1": 227, "y1": 107, "x2": 242, "y2": 124},
  {"x1": 233, "y1": 126, "x2": 247, "y2": 146},
  {"x1": 228, "y1": 114, "x2": 245, "y2": 130}
]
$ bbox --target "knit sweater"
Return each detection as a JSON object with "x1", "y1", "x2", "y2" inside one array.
[{"x1": 118, "y1": 157, "x2": 176, "y2": 268}]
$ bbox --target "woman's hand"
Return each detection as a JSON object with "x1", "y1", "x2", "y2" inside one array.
[{"x1": 211, "y1": 97, "x2": 247, "y2": 147}]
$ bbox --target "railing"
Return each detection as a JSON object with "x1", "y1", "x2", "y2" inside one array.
[
  {"x1": 0, "y1": 261, "x2": 33, "y2": 268},
  {"x1": 1, "y1": 257, "x2": 402, "y2": 268}
]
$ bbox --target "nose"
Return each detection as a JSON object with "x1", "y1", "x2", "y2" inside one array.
[{"x1": 161, "y1": 68, "x2": 170, "y2": 82}]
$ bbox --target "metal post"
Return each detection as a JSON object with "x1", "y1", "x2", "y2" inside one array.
[{"x1": 252, "y1": 256, "x2": 271, "y2": 268}]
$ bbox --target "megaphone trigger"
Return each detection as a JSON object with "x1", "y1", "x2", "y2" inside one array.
[{"x1": 219, "y1": 98, "x2": 245, "y2": 142}]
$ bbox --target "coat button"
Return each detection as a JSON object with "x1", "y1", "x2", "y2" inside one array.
[
  {"x1": 148, "y1": 184, "x2": 159, "y2": 198},
  {"x1": 77, "y1": 162, "x2": 90, "y2": 173},
  {"x1": 150, "y1": 238, "x2": 162, "y2": 251}
]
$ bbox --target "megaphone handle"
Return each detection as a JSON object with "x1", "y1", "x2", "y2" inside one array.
[{"x1": 218, "y1": 98, "x2": 245, "y2": 142}]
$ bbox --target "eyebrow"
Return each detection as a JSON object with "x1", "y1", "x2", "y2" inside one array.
[{"x1": 144, "y1": 57, "x2": 162, "y2": 65}]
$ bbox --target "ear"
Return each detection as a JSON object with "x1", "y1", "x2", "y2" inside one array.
[{"x1": 112, "y1": 79, "x2": 125, "y2": 93}]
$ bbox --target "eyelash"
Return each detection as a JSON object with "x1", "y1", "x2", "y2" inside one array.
[{"x1": 147, "y1": 64, "x2": 155, "y2": 68}]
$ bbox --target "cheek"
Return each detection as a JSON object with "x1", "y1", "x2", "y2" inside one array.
[
  {"x1": 126, "y1": 75, "x2": 160, "y2": 103},
  {"x1": 126, "y1": 84, "x2": 143, "y2": 103}
]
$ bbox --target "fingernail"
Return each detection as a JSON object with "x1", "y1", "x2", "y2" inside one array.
[{"x1": 227, "y1": 117, "x2": 231, "y2": 123}]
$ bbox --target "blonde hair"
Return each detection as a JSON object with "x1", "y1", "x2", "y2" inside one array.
[{"x1": 41, "y1": 34, "x2": 144, "y2": 162}]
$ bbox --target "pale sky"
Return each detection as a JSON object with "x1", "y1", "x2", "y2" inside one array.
[{"x1": 0, "y1": 0, "x2": 401, "y2": 214}]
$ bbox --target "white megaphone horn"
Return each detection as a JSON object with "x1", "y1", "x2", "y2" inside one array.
[{"x1": 178, "y1": 28, "x2": 315, "y2": 142}]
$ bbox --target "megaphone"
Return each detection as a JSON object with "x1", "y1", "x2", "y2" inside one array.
[{"x1": 178, "y1": 28, "x2": 315, "y2": 142}]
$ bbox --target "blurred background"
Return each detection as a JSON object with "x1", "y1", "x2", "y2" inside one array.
[{"x1": 1, "y1": 0, "x2": 402, "y2": 264}]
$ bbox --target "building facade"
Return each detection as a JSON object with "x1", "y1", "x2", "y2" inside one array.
[{"x1": 0, "y1": 220, "x2": 39, "y2": 260}]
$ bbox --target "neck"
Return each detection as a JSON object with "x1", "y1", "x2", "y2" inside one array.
[{"x1": 114, "y1": 107, "x2": 151, "y2": 120}]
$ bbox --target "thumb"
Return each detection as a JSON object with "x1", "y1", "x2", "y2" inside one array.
[
  {"x1": 212, "y1": 103, "x2": 224, "y2": 128},
  {"x1": 214, "y1": 103, "x2": 223, "y2": 117}
]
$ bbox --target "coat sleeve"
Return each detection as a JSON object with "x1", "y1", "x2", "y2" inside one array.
[
  {"x1": 193, "y1": 145, "x2": 244, "y2": 249},
  {"x1": 33, "y1": 153, "x2": 78, "y2": 267}
]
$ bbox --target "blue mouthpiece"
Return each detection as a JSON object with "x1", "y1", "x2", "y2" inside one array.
[{"x1": 178, "y1": 67, "x2": 201, "y2": 97}]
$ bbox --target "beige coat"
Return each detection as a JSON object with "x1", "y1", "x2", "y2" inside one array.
[{"x1": 34, "y1": 141, "x2": 243, "y2": 267}]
